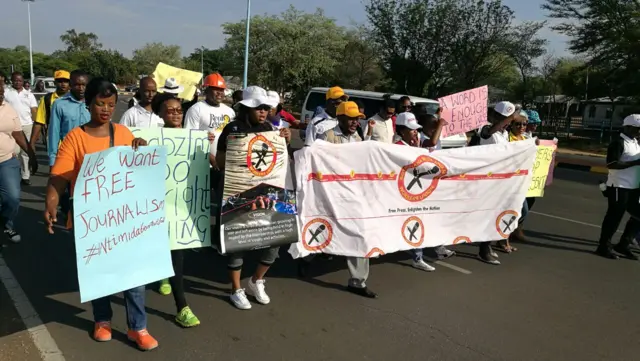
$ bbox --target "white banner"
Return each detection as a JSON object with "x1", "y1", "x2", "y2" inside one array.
[{"x1": 289, "y1": 140, "x2": 537, "y2": 259}]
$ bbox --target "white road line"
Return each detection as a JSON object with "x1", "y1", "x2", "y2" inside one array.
[
  {"x1": 530, "y1": 211, "x2": 622, "y2": 233},
  {"x1": 434, "y1": 260, "x2": 472, "y2": 274},
  {"x1": 0, "y1": 254, "x2": 66, "y2": 361}
]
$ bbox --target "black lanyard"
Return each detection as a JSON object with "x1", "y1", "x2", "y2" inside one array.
[{"x1": 81, "y1": 123, "x2": 115, "y2": 147}]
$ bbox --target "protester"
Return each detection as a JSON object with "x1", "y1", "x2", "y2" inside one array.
[
  {"x1": 184, "y1": 73, "x2": 234, "y2": 141},
  {"x1": 215, "y1": 86, "x2": 291, "y2": 309},
  {"x1": 3, "y1": 72, "x2": 37, "y2": 185},
  {"x1": 304, "y1": 86, "x2": 348, "y2": 146},
  {"x1": 44, "y1": 78, "x2": 157, "y2": 350},
  {"x1": 232, "y1": 89, "x2": 243, "y2": 107},
  {"x1": 127, "y1": 90, "x2": 140, "y2": 109},
  {"x1": 0, "y1": 72, "x2": 6, "y2": 87},
  {"x1": 298, "y1": 101, "x2": 378, "y2": 298},
  {"x1": 31, "y1": 70, "x2": 71, "y2": 149},
  {"x1": 34, "y1": 80, "x2": 45, "y2": 93},
  {"x1": 524, "y1": 109, "x2": 541, "y2": 139},
  {"x1": 596, "y1": 114, "x2": 640, "y2": 260},
  {"x1": 24, "y1": 81, "x2": 31, "y2": 91},
  {"x1": 48, "y1": 70, "x2": 90, "y2": 167},
  {"x1": 0, "y1": 86, "x2": 37, "y2": 244},
  {"x1": 120, "y1": 77, "x2": 163, "y2": 128},
  {"x1": 266, "y1": 90, "x2": 289, "y2": 129},
  {"x1": 363, "y1": 99, "x2": 395, "y2": 143},
  {"x1": 148, "y1": 92, "x2": 201, "y2": 326}
]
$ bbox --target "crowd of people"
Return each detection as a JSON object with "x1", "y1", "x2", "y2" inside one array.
[{"x1": 0, "y1": 67, "x2": 637, "y2": 352}]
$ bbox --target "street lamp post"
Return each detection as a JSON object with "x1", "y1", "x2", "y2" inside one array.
[
  {"x1": 201, "y1": 46, "x2": 204, "y2": 86},
  {"x1": 22, "y1": 0, "x2": 35, "y2": 87},
  {"x1": 242, "y1": 0, "x2": 251, "y2": 88}
]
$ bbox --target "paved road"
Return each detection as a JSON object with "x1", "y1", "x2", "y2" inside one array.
[{"x1": 2, "y1": 123, "x2": 639, "y2": 361}]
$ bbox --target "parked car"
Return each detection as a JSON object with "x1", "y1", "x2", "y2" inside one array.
[{"x1": 125, "y1": 84, "x2": 139, "y2": 92}]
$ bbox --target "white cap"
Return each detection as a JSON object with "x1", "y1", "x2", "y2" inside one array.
[
  {"x1": 494, "y1": 101, "x2": 516, "y2": 117},
  {"x1": 239, "y1": 86, "x2": 270, "y2": 108},
  {"x1": 623, "y1": 114, "x2": 640, "y2": 127},
  {"x1": 519, "y1": 110, "x2": 528, "y2": 119},
  {"x1": 160, "y1": 77, "x2": 184, "y2": 94},
  {"x1": 266, "y1": 90, "x2": 280, "y2": 108},
  {"x1": 395, "y1": 112, "x2": 422, "y2": 130}
]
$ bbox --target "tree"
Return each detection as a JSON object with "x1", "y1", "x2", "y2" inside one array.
[
  {"x1": 222, "y1": 6, "x2": 348, "y2": 99},
  {"x1": 182, "y1": 47, "x2": 236, "y2": 77},
  {"x1": 365, "y1": 0, "x2": 516, "y2": 98},
  {"x1": 542, "y1": 0, "x2": 640, "y2": 98},
  {"x1": 132, "y1": 42, "x2": 183, "y2": 75},
  {"x1": 505, "y1": 21, "x2": 547, "y2": 103},
  {"x1": 60, "y1": 29, "x2": 102, "y2": 53},
  {"x1": 332, "y1": 26, "x2": 389, "y2": 91},
  {"x1": 82, "y1": 50, "x2": 137, "y2": 84}
]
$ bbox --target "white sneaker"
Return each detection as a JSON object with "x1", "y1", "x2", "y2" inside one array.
[
  {"x1": 247, "y1": 278, "x2": 270, "y2": 305},
  {"x1": 412, "y1": 259, "x2": 436, "y2": 272},
  {"x1": 230, "y1": 289, "x2": 252, "y2": 310},
  {"x1": 490, "y1": 250, "x2": 499, "y2": 258}
]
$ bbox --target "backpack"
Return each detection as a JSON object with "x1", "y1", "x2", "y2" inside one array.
[{"x1": 43, "y1": 93, "x2": 54, "y2": 126}]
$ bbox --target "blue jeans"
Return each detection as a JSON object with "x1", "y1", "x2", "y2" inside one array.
[
  {"x1": 91, "y1": 286, "x2": 147, "y2": 331},
  {"x1": 0, "y1": 157, "x2": 21, "y2": 230},
  {"x1": 519, "y1": 198, "x2": 529, "y2": 225}
]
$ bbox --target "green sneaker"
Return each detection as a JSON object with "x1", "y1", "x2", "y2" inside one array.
[
  {"x1": 175, "y1": 306, "x2": 200, "y2": 328},
  {"x1": 158, "y1": 279, "x2": 172, "y2": 295}
]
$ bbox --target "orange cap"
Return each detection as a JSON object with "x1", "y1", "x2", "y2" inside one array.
[
  {"x1": 203, "y1": 73, "x2": 226, "y2": 89},
  {"x1": 54, "y1": 70, "x2": 70, "y2": 80},
  {"x1": 326, "y1": 86, "x2": 348, "y2": 100}
]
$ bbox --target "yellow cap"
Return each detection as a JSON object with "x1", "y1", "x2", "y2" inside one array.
[
  {"x1": 336, "y1": 101, "x2": 364, "y2": 118},
  {"x1": 326, "y1": 86, "x2": 348, "y2": 100},
  {"x1": 54, "y1": 70, "x2": 70, "y2": 80}
]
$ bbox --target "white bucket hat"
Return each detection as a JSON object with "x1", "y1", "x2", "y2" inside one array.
[
  {"x1": 159, "y1": 77, "x2": 184, "y2": 94},
  {"x1": 239, "y1": 86, "x2": 270, "y2": 108},
  {"x1": 266, "y1": 90, "x2": 280, "y2": 108}
]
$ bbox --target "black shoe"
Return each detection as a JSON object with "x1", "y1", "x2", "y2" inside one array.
[
  {"x1": 297, "y1": 260, "x2": 311, "y2": 278},
  {"x1": 346, "y1": 286, "x2": 378, "y2": 298},
  {"x1": 21, "y1": 179, "x2": 31, "y2": 186},
  {"x1": 595, "y1": 246, "x2": 619, "y2": 260},
  {"x1": 613, "y1": 245, "x2": 638, "y2": 260}
]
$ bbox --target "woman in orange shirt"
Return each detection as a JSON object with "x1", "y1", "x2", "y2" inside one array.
[{"x1": 43, "y1": 78, "x2": 157, "y2": 351}]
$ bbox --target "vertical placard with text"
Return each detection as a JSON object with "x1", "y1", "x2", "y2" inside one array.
[
  {"x1": 73, "y1": 146, "x2": 173, "y2": 302},
  {"x1": 438, "y1": 85, "x2": 489, "y2": 138},
  {"x1": 526, "y1": 144, "x2": 557, "y2": 197},
  {"x1": 220, "y1": 131, "x2": 299, "y2": 254},
  {"x1": 130, "y1": 127, "x2": 211, "y2": 250}
]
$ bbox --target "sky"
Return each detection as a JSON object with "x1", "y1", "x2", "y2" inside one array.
[{"x1": 1, "y1": 0, "x2": 569, "y2": 58}]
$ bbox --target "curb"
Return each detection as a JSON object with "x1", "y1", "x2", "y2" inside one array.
[{"x1": 555, "y1": 162, "x2": 608, "y2": 175}]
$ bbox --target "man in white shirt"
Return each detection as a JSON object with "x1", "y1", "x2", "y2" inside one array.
[
  {"x1": 362, "y1": 99, "x2": 395, "y2": 143},
  {"x1": 304, "y1": 86, "x2": 347, "y2": 146},
  {"x1": 119, "y1": 77, "x2": 163, "y2": 128},
  {"x1": 4, "y1": 72, "x2": 37, "y2": 185}
]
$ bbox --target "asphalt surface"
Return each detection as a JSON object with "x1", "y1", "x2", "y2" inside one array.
[{"x1": 2, "y1": 101, "x2": 640, "y2": 361}]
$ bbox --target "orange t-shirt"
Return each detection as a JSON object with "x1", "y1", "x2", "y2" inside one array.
[{"x1": 50, "y1": 123, "x2": 135, "y2": 195}]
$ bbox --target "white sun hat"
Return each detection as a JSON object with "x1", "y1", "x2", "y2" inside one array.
[
  {"x1": 159, "y1": 77, "x2": 184, "y2": 94},
  {"x1": 239, "y1": 86, "x2": 270, "y2": 108},
  {"x1": 266, "y1": 90, "x2": 280, "y2": 108}
]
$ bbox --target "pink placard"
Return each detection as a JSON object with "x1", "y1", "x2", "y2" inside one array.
[
  {"x1": 438, "y1": 85, "x2": 489, "y2": 138},
  {"x1": 538, "y1": 139, "x2": 558, "y2": 186}
]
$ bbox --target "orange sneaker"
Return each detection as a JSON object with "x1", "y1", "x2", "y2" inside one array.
[
  {"x1": 127, "y1": 329, "x2": 158, "y2": 351},
  {"x1": 93, "y1": 322, "x2": 112, "y2": 342}
]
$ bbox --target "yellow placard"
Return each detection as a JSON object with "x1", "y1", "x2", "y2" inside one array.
[
  {"x1": 526, "y1": 145, "x2": 556, "y2": 197},
  {"x1": 151, "y1": 62, "x2": 203, "y2": 100}
]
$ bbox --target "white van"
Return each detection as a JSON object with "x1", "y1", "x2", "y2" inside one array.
[{"x1": 301, "y1": 87, "x2": 468, "y2": 148}]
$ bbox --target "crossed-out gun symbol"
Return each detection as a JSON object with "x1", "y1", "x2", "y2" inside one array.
[
  {"x1": 252, "y1": 143, "x2": 270, "y2": 170},
  {"x1": 502, "y1": 215, "x2": 517, "y2": 233},
  {"x1": 308, "y1": 225, "x2": 326, "y2": 245},
  {"x1": 407, "y1": 222, "x2": 420, "y2": 241},
  {"x1": 407, "y1": 166, "x2": 440, "y2": 191}
]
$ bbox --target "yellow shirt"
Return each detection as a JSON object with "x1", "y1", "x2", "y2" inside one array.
[
  {"x1": 508, "y1": 132, "x2": 525, "y2": 142},
  {"x1": 34, "y1": 91, "x2": 63, "y2": 125}
]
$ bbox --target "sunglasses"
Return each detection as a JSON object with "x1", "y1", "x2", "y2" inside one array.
[
  {"x1": 513, "y1": 122, "x2": 528, "y2": 127},
  {"x1": 255, "y1": 104, "x2": 272, "y2": 111}
]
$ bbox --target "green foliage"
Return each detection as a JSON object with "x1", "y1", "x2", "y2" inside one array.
[{"x1": 132, "y1": 42, "x2": 183, "y2": 75}]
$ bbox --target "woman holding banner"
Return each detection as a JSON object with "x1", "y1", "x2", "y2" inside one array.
[
  {"x1": 215, "y1": 86, "x2": 291, "y2": 310},
  {"x1": 150, "y1": 92, "x2": 202, "y2": 327},
  {"x1": 43, "y1": 78, "x2": 159, "y2": 351}
]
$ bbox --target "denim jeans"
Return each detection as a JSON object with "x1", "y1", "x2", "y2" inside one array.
[
  {"x1": 0, "y1": 157, "x2": 21, "y2": 230},
  {"x1": 91, "y1": 286, "x2": 147, "y2": 331},
  {"x1": 519, "y1": 198, "x2": 529, "y2": 225}
]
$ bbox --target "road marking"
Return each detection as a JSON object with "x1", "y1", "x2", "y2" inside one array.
[
  {"x1": 0, "y1": 254, "x2": 66, "y2": 361},
  {"x1": 434, "y1": 260, "x2": 472, "y2": 274},
  {"x1": 530, "y1": 211, "x2": 621, "y2": 233}
]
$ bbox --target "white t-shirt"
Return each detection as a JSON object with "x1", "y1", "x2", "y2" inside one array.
[
  {"x1": 119, "y1": 104, "x2": 164, "y2": 128},
  {"x1": 184, "y1": 101, "x2": 235, "y2": 155},
  {"x1": 607, "y1": 133, "x2": 640, "y2": 189},
  {"x1": 421, "y1": 133, "x2": 442, "y2": 152},
  {"x1": 305, "y1": 114, "x2": 337, "y2": 146},
  {"x1": 4, "y1": 88, "x2": 37, "y2": 126},
  {"x1": 362, "y1": 113, "x2": 394, "y2": 143},
  {"x1": 478, "y1": 125, "x2": 508, "y2": 145}
]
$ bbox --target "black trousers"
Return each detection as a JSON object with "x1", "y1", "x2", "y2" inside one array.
[
  {"x1": 168, "y1": 250, "x2": 187, "y2": 312},
  {"x1": 598, "y1": 187, "x2": 640, "y2": 249}
]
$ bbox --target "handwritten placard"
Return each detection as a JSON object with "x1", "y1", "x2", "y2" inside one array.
[
  {"x1": 526, "y1": 144, "x2": 557, "y2": 197},
  {"x1": 152, "y1": 62, "x2": 203, "y2": 100},
  {"x1": 130, "y1": 127, "x2": 211, "y2": 250},
  {"x1": 438, "y1": 85, "x2": 489, "y2": 138},
  {"x1": 539, "y1": 139, "x2": 558, "y2": 186},
  {"x1": 73, "y1": 146, "x2": 174, "y2": 302}
]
